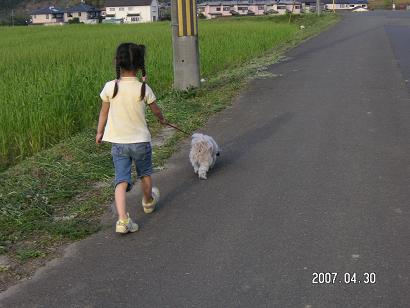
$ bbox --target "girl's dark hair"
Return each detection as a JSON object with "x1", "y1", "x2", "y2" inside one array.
[{"x1": 112, "y1": 43, "x2": 146, "y2": 100}]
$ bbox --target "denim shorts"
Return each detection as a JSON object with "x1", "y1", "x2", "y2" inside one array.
[{"x1": 111, "y1": 142, "x2": 153, "y2": 191}]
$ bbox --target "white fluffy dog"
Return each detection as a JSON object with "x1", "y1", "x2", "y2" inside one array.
[{"x1": 189, "y1": 133, "x2": 220, "y2": 179}]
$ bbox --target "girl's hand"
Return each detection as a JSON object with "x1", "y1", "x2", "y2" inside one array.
[{"x1": 96, "y1": 132, "x2": 104, "y2": 144}]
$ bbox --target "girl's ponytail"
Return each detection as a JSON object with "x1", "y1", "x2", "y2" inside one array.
[
  {"x1": 140, "y1": 66, "x2": 146, "y2": 101},
  {"x1": 134, "y1": 44, "x2": 146, "y2": 101},
  {"x1": 112, "y1": 64, "x2": 121, "y2": 98}
]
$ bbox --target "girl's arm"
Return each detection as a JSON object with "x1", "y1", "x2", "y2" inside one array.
[
  {"x1": 149, "y1": 102, "x2": 167, "y2": 125},
  {"x1": 96, "y1": 101, "x2": 110, "y2": 144}
]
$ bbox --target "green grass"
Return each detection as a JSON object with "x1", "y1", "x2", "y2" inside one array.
[
  {"x1": 0, "y1": 13, "x2": 339, "y2": 286},
  {"x1": 0, "y1": 16, "x2": 301, "y2": 169},
  {"x1": 16, "y1": 249, "x2": 46, "y2": 262},
  {"x1": 368, "y1": 0, "x2": 410, "y2": 9}
]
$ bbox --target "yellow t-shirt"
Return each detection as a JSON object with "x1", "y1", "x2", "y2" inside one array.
[{"x1": 100, "y1": 77, "x2": 156, "y2": 144}]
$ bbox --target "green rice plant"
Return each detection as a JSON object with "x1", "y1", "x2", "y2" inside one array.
[{"x1": 0, "y1": 16, "x2": 300, "y2": 170}]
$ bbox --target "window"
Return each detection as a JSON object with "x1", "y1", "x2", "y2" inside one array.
[
  {"x1": 223, "y1": 6, "x2": 230, "y2": 11},
  {"x1": 46, "y1": 14, "x2": 49, "y2": 19},
  {"x1": 119, "y1": 7, "x2": 125, "y2": 11},
  {"x1": 258, "y1": 6, "x2": 264, "y2": 10},
  {"x1": 238, "y1": 6, "x2": 248, "y2": 11},
  {"x1": 109, "y1": 7, "x2": 115, "y2": 11},
  {"x1": 131, "y1": 16, "x2": 139, "y2": 21},
  {"x1": 295, "y1": 5, "x2": 300, "y2": 8},
  {"x1": 216, "y1": 7, "x2": 221, "y2": 11},
  {"x1": 129, "y1": 7, "x2": 134, "y2": 11},
  {"x1": 277, "y1": 5, "x2": 286, "y2": 9},
  {"x1": 78, "y1": 12, "x2": 81, "y2": 16}
]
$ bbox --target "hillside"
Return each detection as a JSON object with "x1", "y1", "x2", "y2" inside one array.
[{"x1": 0, "y1": 0, "x2": 104, "y2": 24}]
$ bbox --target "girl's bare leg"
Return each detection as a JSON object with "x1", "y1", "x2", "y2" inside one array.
[
  {"x1": 141, "y1": 176, "x2": 153, "y2": 203},
  {"x1": 115, "y1": 182, "x2": 128, "y2": 220}
]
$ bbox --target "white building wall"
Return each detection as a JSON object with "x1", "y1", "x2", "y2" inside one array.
[
  {"x1": 325, "y1": 3, "x2": 368, "y2": 10},
  {"x1": 32, "y1": 14, "x2": 62, "y2": 24},
  {"x1": 151, "y1": 0, "x2": 159, "y2": 21},
  {"x1": 106, "y1": 0, "x2": 158, "y2": 23}
]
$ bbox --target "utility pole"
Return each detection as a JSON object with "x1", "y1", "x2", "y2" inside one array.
[
  {"x1": 316, "y1": 0, "x2": 321, "y2": 16},
  {"x1": 171, "y1": 0, "x2": 200, "y2": 90},
  {"x1": 11, "y1": 9, "x2": 15, "y2": 26}
]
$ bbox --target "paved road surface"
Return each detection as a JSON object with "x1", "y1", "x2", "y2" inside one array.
[{"x1": 1, "y1": 11, "x2": 410, "y2": 308}]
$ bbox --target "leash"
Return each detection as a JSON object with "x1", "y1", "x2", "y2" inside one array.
[{"x1": 166, "y1": 123, "x2": 191, "y2": 136}]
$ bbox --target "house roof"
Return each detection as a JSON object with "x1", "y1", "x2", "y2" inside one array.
[
  {"x1": 198, "y1": 0, "x2": 321, "y2": 4},
  {"x1": 31, "y1": 6, "x2": 64, "y2": 14},
  {"x1": 105, "y1": 0, "x2": 153, "y2": 6},
  {"x1": 199, "y1": 0, "x2": 277, "y2": 6},
  {"x1": 323, "y1": 0, "x2": 368, "y2": 3},
  {"x1": 65, "y1": 3, "x2": 100, "y2": 13}
]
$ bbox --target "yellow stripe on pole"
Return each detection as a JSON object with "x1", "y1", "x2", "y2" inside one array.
[
  {"x1": 177, "y1": 0, "x2": 184, "y2": 36},
  {"x1": 192, "y1": 0, "x2": 197, "y2": 35},
  {"x1": 185, "y1": 0, "x2": 192, "y2": 36}
]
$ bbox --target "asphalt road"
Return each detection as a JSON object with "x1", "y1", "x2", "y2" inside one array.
[{"x1": 1, "y1": 11, "x2": 410, "y2": 308}]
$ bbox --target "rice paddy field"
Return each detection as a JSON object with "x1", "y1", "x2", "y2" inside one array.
[{"x1": 0, "y1": 16, "x2": 306, "y2": 170}]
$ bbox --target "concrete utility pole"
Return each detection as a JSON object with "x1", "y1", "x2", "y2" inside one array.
[
  {"x1": 316, "y1": 0, "x2": 321, "y2": 16},
  {"x1": 11, "y1": 9, "x2": 15, "y2": 26},
  {"x1": 171, "y1": 0, "x2": 200, "y2": 90}
]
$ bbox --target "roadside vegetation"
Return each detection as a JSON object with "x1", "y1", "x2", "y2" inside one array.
[{"x1": 0, "y1": 13, "x2": 339, "y2": 290}]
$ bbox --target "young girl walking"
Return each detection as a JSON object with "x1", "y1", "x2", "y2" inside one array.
[{"x1": 96, "y1": 42, "x2": 166, "y2": 234}]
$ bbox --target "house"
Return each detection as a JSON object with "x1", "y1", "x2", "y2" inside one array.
[
  {"x1": 323, "y1": 0, "x2": 368, "y2": 10},
  {"x1": 198, "y1": 1, "x2": 232, "y2": 18},
  {"x1": 277, "y1": 0, "x2": 302, "y2": 14},
  {"x1": 300, "y1": 0, "x2": 321, "y2": 13},
  {"x1": 159, "y1": 2, "x2": 171, "y2": 20},
  {"x1": 396, "y1": 3, "x2": 408, "y2": 10},
  {"x1": 105, "y1": 0, "x2": 159, "y2": 23},
  {"x1": 31, "y1": 6, "x2": 64, "y2": 25},
  {"x1": 64, "y1": 2, "x2": 102, "y2": 23},
  {"x1": 198, "y1": 0, "x2": 282, "y2": 19}
]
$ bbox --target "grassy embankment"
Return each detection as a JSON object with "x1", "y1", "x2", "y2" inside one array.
[
  {"x1": 368, "y1": 0, "x2": 410, "y2": 9},
  {"x1": 0, "y1": 13, "x2": 339, "y2": 289}
]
